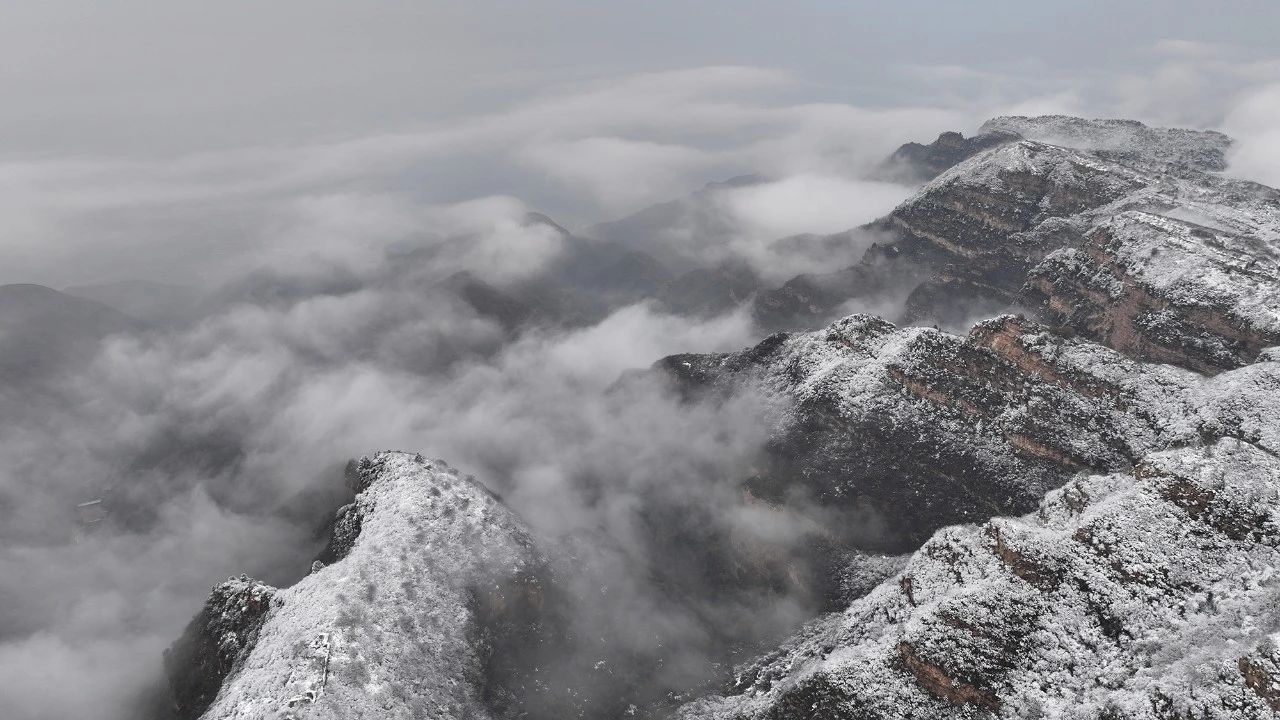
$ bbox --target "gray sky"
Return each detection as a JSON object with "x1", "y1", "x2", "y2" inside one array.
[
  {"x1": 4, "y1": 0, "x2": 1279, "y2": 154},
  {"x1": 2, "y1": 1, "x2": 1279, "y2": 286}
]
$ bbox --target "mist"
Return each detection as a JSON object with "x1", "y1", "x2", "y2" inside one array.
[
  {"x1": 0, "y1": 162, "x2": 909, "y2": 718},
  {"x1": 3, "y1": 4, "x2": 1280, "y2": 719}
]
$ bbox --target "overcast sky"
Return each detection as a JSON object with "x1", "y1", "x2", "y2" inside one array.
[
  {"x1": 3, "y1": 8, "x2": 1280, "y2": 716},
  {"x1": 2, "y1": 1, "x2": 1280, "y2": 286}
]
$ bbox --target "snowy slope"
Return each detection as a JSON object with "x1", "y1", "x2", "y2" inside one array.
[
  {"x1": 678, "y1": 435, "x2": 1280, "y2": 720},
  {"x1": 159, "y1": 114, "x2": 1280, "y2": 720},
  {"x1": 166, "y1": 452, "x2": 544, "y2": 720},
  {"x1": 979, "y1": 115, "x2": 1232, "y2": 172},
  {"x1": 660, "y1": 309, "x2": 1263, "y2": 547},
  {"x1": 882, "y1": 126, "x2": 1280, "y2": 372}
]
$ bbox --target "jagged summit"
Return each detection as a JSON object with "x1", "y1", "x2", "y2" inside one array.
[
  {"x1": 659, "y1": 308, "x2": 1279, "y2": 544},
  {"x1": 980, "y1": 115, "x2": 1233, "y2": 172},
  {"x1": 758, "y1": 118, "x2": 1280, "y2": 373},
  {"x1": 678, "y1": 437, "x2": 1280, "y2": 719},
  {"x1": 881, "y1": 129, "x2": 1020, "y2": 182},
  {"x1": 159, "y1": 113, "x2": 1280, "y2": 720},
  {"x1": 165, "y1": 452, "x2": 545, "y2": 720}
]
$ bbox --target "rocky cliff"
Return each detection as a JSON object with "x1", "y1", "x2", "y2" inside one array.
[
  {"x1": 660, "y1": 310, "x2": 1279, "y2": 547},
  {"x1": 979, "y1": 115, "x2": 1233, "y2": 172},
  {"x1": 880, "y1": 129, "x2": 1020, "y2": 183},
  {"x1": 678, "y1": 436, "x2": 1280, "y2": 720},
  {"x1": 756, "y1": 118, "x2": 1280, "y2": 376},
  {"x1": 164, "y1": 452, "x2": 547, "y2": 720},
  {"x1": 655, "y1": 120, "x2": 1280, "y2": 713},
  {"x1": 162, "y1": 115, "x2": 1280, "y2": 720},
  {"x1": 886, "y1": 133, "x2": 1280, "y2": 373}
]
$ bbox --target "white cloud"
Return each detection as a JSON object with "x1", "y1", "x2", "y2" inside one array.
[
  {"x1": 522, "y1": 136, "x2": 717, "y2": 213},
  {"x1": 719, "y1": 174, "x2": 910, "y2": 241},
  {"x1": 998, "y1": 91, "x2": 1085, "y2": 119},
  {"x1": 1222, "y1": 83, "x2": 1280, "y2": 187},
  {"x1": 0, "y1": 65, "x2": 945, "y2": 286}
]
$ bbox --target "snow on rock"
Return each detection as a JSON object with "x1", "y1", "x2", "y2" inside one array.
[
  {"x1": 1027, "y1": 210, "x2": 1280, "y2": 374},
  {"x1": 979, "y1": 115, "x2": 1233, "y2": 172},
  {"x1": 165, "y1": 452, "x2": 545, "y2": 720},
  {"x1": 750, "y1": 114, "x2": 1280, "y2": 356},
  {"x1": 164, "y1": 577, "x2": 279, "y2": 717},
  {"x1": 659, "y1": 309, "x2": 1272, "y2": 549},
  {"x1": 876, "y1": 119, "x2": 1280, "y2": 373},
  {"x1": 879, "y1": 129, "x2": 1022, "y2": 183},
  {"x1": 161, "y1": 114, "x2": 1280, "y2": 719},
  {"x1": 677, "y1": 437, "x2": 1280, "y2": 720},
  {"x1": 658, "y1": 117, "x2": 1280, "y2": 711}
]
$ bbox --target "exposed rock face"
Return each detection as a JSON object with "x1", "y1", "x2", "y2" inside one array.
[
  {"x1": 661, "y1": 311, "x2": 1280, "y2": 548},
  {"x1": 754, "y1": 117, "x2": 1280, "y2": 373},
  {"x1": 677, "y1": 436, "x2": 1280, "y2": 720},
  {"x1": 885, "y1": 133, "x2": 1280, "y2": 372},
  {"x1": 880, "y1": 130, "x2": 1020, "y2": 183},
  {"x1": 158, "y1": 115, "x2": 1280, "y2": 720},
  {"x1": 164, "y1": 452, "x2": 547, "y2": 720},
  {"x1": 164, "y1": 578, "x2": 278, "y2": 718},
  {"x1": 666, "y1": 120, "x2": 1280, "y2": 718},
  {"x1": 979, "y1": 115, "x2": 1233, "y2": 172},
  {"x1": 1025, "y1": 211, "x2": 1280, "y2": 374}
]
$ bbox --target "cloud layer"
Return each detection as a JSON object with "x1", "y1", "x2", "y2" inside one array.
[{"x1": 1, "y1": 8, "x2": 1279, "y2": 717}]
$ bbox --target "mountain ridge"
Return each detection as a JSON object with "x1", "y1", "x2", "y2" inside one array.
[{"x1": 160, "y1": 115, "x2": 1280, "y2": 720}]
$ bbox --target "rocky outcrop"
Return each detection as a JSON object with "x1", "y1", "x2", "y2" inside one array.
[
  {"x1": 164, "y1": 577, "x2": 279, "y2": 718},
  {"x1": 677, "y1": 436, "x2": 1280, "y2": 720},
  {"x1": 885, "y1": 133, "x2": 1280, "y2": 372},
  {"x1": 663, "y1": 311, "x2": 1260, "y2": 547},
  {"x1": 1025, "y1": 211, "x2": 1280, "y2": 374},
  {"x1": 754, "y1": 117, "x2": 1280, "y2": 373},
  {"x1": 979, "y1": 115, "x2": 1233, "y2": 172},
  {"x1": 880, "y1": 129, "x2": 1020, "y2": 183},
  {"x1": 164, "y1": 452, "x2": 548, "y2": 720}
]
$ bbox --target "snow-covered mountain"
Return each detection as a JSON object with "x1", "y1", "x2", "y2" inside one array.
[
  {"x1": 659, "y1": 313, "x2": 1280, "y2": 718},
  {"x1": 657, "y1": 311, "x2": 1279, "y2": 547},
  {"x1": 165, "y1": 452, "x2": 547, "y2": 720},
  {"x1": 754, "y1": 119, "x2": 1280, "y2": 376},
  {"x1": 677, "y1": 438, "x2": 1280, "y2": 719},
  {"x1": 161, "y1": 116, "x2": 1280, "y2": 720}
]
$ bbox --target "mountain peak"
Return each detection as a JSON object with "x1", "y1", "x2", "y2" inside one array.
[{"x1": 980, "y1": 114, "x2": 1232, "y2": 171}]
